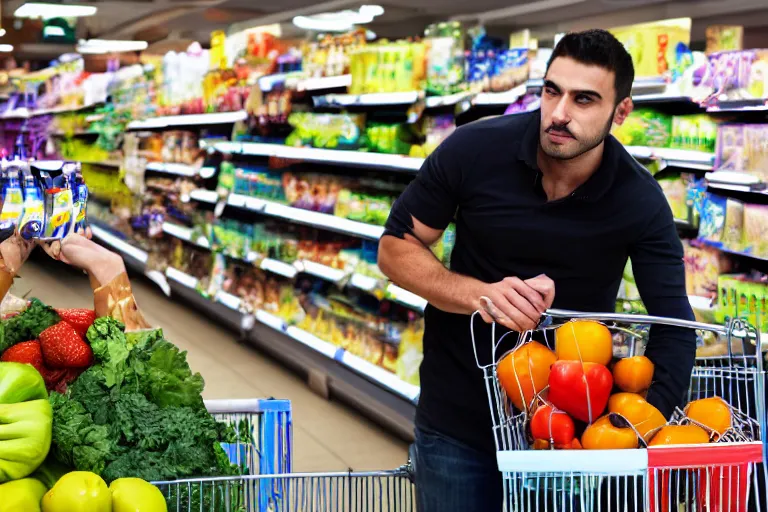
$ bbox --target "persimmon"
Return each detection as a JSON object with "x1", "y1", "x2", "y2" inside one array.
[
  {"x1": 548, "y1": 360, "x2": 613, "y2": 423},
  {"x1": 555, "y1": 320, "x2": 613, "y2": 365},
  {"x1": 582, "y1": 414, "x2": 639, "y2": 450},
  {"x1": 685, "y1": 397, "x2": 731, "y2": 439},
  {"x1": 497, "y1": 342, "x2": 557, "y2": 413},
  {"x1": 613, "y1": 356, "x2": 654, "y2": 393},
  {"x1": 530, "y1": 404, "x2": 575, "y2": 447},
  {"x1": 608, "y1": 392, "x2": 666, "y2": 442},
  {"x1": 648, "y1": 425, "x2": 710, "y2": 446}
]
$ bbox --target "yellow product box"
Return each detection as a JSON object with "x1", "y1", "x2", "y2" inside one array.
[{"x1": 609, "y1": 18, "x2": 691, "y2": 78}]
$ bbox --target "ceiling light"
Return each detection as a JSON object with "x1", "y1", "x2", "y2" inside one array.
[
  {"x1": 43, "y1": 26, "x2": 66, "y2": 37},
  {"x1": 76, "y1": 39, "x2": 148, "y2": 54},
  {"x1": 0, "y1": 45, "x2": 13, "y2": 52},
  {"x1": 293, "y1": 5, "x2": 384, "y2": 32},
  {"x1": 15, "y1": 3, "x2": 97, "y2": 19},
  {"x1": 0, "y1": 29, "x2": 6, "y2": 37}
]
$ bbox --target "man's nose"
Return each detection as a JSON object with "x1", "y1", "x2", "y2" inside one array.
[{"x1": 551, "y1": 97, "x2": 570, "y2": 124}]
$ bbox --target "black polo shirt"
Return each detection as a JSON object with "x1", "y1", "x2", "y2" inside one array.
[{"x1": 383, "y1": 111, "x2": 697, "y2": 454}]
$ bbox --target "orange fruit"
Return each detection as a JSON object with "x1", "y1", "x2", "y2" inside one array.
[
  {"x1": 555, "y1": 320, "x2": 613, "y2": 365},
  {"x1": 582, "y1": 414, "x2": 639, "y2": 450},
  {"x1": 497, "y1": 341, "x2": 557, "y2": 413},
  {"x1": 613, "y1": 356, "x2": 655, "y2": 393},
  {"x1": 685, "y1": 397, "x2": 731, "y2": 438},
  {"x1": 649, "y1": 425, "x2": 710, "y2": 446},
  {"x1": 608, "y1": 392, "x2": 666, "y2": 441}
]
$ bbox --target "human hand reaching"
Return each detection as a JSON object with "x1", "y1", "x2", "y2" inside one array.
[
  {"x1": 39, "y1": 233, "x2": 125, "y2": 287},
  {"x1": 475, "y1": 274, "x2": 555, "y2": 332}
]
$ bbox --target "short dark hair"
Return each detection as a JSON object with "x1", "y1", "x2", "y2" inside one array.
[{"x1": 546, "y1": 29, "x2": 635, "y2": 104}]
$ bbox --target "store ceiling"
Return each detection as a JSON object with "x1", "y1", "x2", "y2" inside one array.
[{"x1": 3, "y1": 0, "x2": 768, "y2": 58}]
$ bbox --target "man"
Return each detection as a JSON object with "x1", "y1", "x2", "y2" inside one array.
[{"x1": 378, "y1": 29, "x2": 697, "y2": 511}]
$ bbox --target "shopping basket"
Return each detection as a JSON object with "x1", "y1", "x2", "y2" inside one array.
[
  {"x1": 153, "y1": 398, "x2": 415, "y2": 511},
  {"x1": 471, "y1": 309, "x2": 767, "y2": 512}
]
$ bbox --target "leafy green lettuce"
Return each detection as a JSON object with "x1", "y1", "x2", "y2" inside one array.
[
  {"x1": 50, "y1": 318, "x2": 238, "y2": 484},
  {"x1": 0, "y1": 299, "x2": 60, "y2": 353}
]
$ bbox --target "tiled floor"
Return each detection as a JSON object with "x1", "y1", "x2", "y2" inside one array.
[{"x1": 13, "y1": 255, "x2": 410, "y2": 472}]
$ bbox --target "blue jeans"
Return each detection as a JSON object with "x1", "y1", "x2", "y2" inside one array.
[{"x1": 410, "y1": 427, "x2": 503, "y2": 512}]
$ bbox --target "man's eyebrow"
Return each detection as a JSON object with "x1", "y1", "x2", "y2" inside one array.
[
  {"x1": 543, "y1": 79, "x2": 561, "y2": 93},
  {"x1": 544, "y1": 79, "x2": 603, "y2": 100}
]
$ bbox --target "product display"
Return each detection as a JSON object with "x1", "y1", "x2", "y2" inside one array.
[{"x1": 0, "y1": 7, "x2": 767, "y2": 508}]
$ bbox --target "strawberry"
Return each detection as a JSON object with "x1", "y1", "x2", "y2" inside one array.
[
  {"x1": 1, "y1": 340, "x2": 46, "y2": 375},
  {"x1": 39, "y1": 322, "x2": 93, "y2": 368},
  {"x1": 55, "y1": 308, "x2": 97, "y2": 339}
]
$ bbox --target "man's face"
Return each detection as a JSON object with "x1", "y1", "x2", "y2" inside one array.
[{"x1": 540, "y1": 56, "x2": 623, "y2": 160}]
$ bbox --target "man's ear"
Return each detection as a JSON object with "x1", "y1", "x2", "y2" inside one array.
[{"x1": 613, "y1": 97, "x2": 634, "y2": 126}]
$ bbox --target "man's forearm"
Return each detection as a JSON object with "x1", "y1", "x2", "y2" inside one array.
[{"x1": 378, "y1": 235, "x2": 485, "y2": 315}]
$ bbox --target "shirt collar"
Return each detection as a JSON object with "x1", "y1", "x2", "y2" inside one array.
[{"x1": 517, "y1": 110, "x2": 619, "y2": 203}]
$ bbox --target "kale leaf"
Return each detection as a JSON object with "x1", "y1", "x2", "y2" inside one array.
[{"x1": 0, "y1": 298, "x2": 60, "y2": 352}]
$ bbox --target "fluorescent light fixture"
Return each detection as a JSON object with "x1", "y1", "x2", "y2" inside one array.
[
  {"x1": 43, "y1": 25, "x2": 66, "y2": 37},
  {"x1": 76, "y1": 39, "x2": 148, "y2": 54},
  {"x1": 452, "y1": 0, "x2": 586, "y2": 22},
  {"x1": 15, "y1": 2, "x2": 97, "y2": 19},
  {"x1": 293, "y1": 5, "x2": 384, "y2": 32},
  {"x1": 0, "y1": 44, "x2": 13, "y2": 52}
]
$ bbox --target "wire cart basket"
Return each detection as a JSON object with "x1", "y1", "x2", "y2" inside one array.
[
  {"x1": 472, "y1": 309, "x2": 768, "y2": 512},
  {"x1": 153, "y1": 398, "x2": 415, "y2": 511}
]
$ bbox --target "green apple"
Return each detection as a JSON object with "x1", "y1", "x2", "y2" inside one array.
[
  {"x1": 42, "y1": 471, "x2": 111, "y2": 512},
  {"x1": 0, "y1": 477, "x2": 47, "y2": 512},
  {"x1": 110, "y1": 478, "x2": 167, "y2": 512}
]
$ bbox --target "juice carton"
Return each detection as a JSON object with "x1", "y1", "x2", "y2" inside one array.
[{"x1": 18, "y1": 171, "x2": 45, "y2": 240}]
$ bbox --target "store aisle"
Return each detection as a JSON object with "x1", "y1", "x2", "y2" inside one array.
[{"x1": 13, "y1": 255, "x2": 410, "y2": 473}]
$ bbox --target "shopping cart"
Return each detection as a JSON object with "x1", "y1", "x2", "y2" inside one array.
[
  {"x1": 471, "y1": 309, "x2": 768, "y2": 512},
  {"x1": 153, "y1": 398, "x2": 415, "y2": 511}
]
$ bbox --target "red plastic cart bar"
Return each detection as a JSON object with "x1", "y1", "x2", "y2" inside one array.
[
  {"x1": 647, "y1": 442, "x2": 764, "y2": 469},
  {"x1": 648, "y1": 443, "x2": 764, "y2": 512}
]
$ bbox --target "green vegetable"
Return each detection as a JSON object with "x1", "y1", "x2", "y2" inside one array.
[
  {"x1": 0, "y1": 477, "x2": 47, "y2": 512},
  {"x1": 50, "y1": 318, "x2": 238, "y2": 484},
  {"x1": 31, "y1": 456, "x2": 73, "y2": 490},
  {"x1": 0, "y1": 362, "x2": 53, "y2": 483},
  {"x1": 0, "y1": 299, "x2": 60, "y2": 353}
]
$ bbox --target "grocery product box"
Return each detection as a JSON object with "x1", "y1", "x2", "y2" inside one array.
[
  {"x1": 715, "y1": 274, "x2": 768, "y2": 333},
  {"x1": 715, "y1": 124, "x2": 768, "y2": 183}
]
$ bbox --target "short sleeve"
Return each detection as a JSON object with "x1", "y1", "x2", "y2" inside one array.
[{"x1": 383, "y1": 129, "x2": 467, "y2": 240}]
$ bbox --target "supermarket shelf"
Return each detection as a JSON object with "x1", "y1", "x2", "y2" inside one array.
[
  {"x1": 386, "y1": 284, "x2": 428, "y2": 312},
  {"x1": 91, "y1": 225, "x2": 148, "y2": 265},
  {"x1": 145, "y1": 162, "x2": 198, "y2": 177},
  {"x1": 164, "y1": 267, "x2": 417, "y2": 439},
  {"x1": 425, "y1": 92, "x2": 471, "y2": 108},
  {"x1": 698, "y1": 238, "x2": 768, "y2": 264},
  {"x1": 81, "y1": 159, "x2": 122, "y2": 168},
  {"x1": 472, "y1": 84, "x2": 527, "y2": 106},
  {"x1": 349, "y1": 273, "x2": 380, "y2": 293},
  {"x1": 313, "y1": 91, "x2": 421, "y2": 107},
  {"x1": 2, "y1": 101, "x2": 103, "y2": 119},
  {"x1": 298, "y1": 260, "x2": 347, "y2": 283},
  {"x1": 705, "y1": 171, "x2": 768, "y2": 196},
  {"x1": 203, "y1": 140, "x2": 424, "y2": 172},
  {"x1": 127, "y1": 110, "x2": 247, "y2": 130},
  {"x1": 624, "y1": 146, "x2": 715, "y2": 170},
  {"x1": 190, "y1": 190, "x2": 386, "y2": 240},
  {"x1": 162, "y1": 222, "x2": 210, "y2": 249},
  {"x1": 260, "y1": 258, "x2": 298, "y2": 279},
  {"x1": 259, "y1": 73, "x2": 352, "y2": 92}
]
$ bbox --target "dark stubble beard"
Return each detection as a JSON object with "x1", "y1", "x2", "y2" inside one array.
[{"x1": 541, "y1": 108, "x2": 616, "y2": 161}]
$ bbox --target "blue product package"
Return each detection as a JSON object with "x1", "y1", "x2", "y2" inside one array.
[
  {"x1": 42, "y1": 171, "x2": 75, "y2": 240},
  {"x1": 19, "y1": 171, "x2": 45, "y2": 240},
  {"x1": 0, "y1": 165, "x2": 24, "y2": 227},
  {"x1": 699, "y1": 193, "x2": 728, "y2": 243}
]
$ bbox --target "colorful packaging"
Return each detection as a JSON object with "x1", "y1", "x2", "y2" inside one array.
[
  {"x1": 609, "y1": 18, "x2": 692, "y2": 78},
  {"x1": 0, "y1": 167, "x2": 23, "y2": 226},
  {"x1": 73, "y1": 166, "x2": 89, "y2": 234},
  {"x1": 18, "y1": 172, "x2": 45, "y2": 240},
  {"x1": 41, "y1": 171, "x2": 75, "y2": 240},
  {"x1": 670, "y1": 115, "x2": 718, "y2": 153},
  {"x1": 743, "y1": 204, "x2": 768, "y2": 259},
  {"x1": 683, "y1": 241, "x2": 733, "y2": 299},
  {"x1": 715, "y1": 124, "x2": 768, "y2": 183},
  {"x1": 657, "y1": 176, "x2": 689, "y2": 221},
  {"x1": 699, "y1": 193, "x2": 727, "y2": 243},
  {"x1": 722, "y1": 198, "x2": 745, "y2": 252},
  {"x1": 612, "y1": 109, "x2": 672, "y2": 148}
]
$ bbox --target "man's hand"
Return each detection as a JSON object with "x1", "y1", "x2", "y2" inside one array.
[
  {"x1": 39, "y1": 234, "x2": 126, "y2": 287},
  {"x1": 475, "y1": 274, "x2": 555, "y2": 332}
]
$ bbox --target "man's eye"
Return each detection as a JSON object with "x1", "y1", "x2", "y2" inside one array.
[
  {"x1": 544, "y1": 87, "x2": 558, "y2": 96},
  {"x1": 575, "y1": 95, "x2": 593, "y2": 104}
]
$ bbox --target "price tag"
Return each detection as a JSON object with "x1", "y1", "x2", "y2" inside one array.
[{"x1": 240, "y1": 314, "x2": 256, "y2": 332}]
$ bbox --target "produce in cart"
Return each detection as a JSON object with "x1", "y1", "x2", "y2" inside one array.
[{"x1": 0, "y1": 233, "x2": 244, "y2": 511}]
